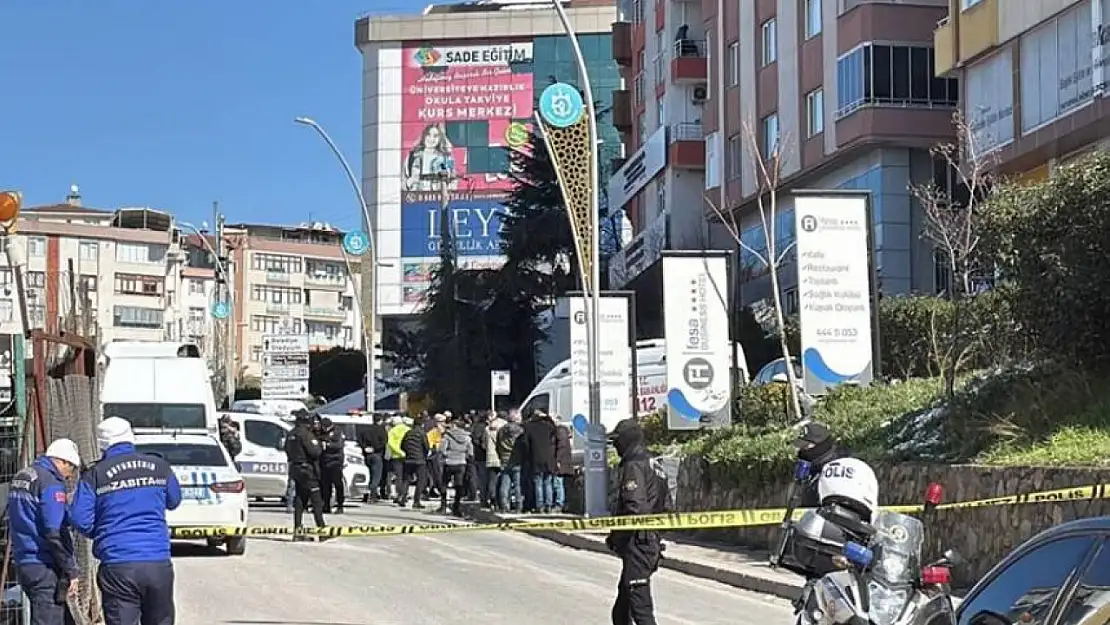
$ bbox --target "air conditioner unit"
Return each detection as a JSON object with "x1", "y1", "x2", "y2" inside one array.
[{"x1": 692, "y1": 84, "x2": 708, "y2": 103}]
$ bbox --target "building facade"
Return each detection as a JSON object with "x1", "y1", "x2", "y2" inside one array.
[
  {"x1": 355, "y1": 0, "x2": 622, "y2": 338},
  {"x1": 608, "y1": 0, "x2": 962, "y2": 332},
  {"x1": 934, "y1": 0, "x2": 1110, "y2": 179}
]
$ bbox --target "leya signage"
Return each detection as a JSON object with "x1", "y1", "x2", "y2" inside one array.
[
  {"x1": 399, "y1": 39, "x2": 534, "y2": 304},
  {"x1": 793, "y1": 193, "x2": 875, "y2": 395}
]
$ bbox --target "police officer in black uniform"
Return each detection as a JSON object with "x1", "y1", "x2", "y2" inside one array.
[
  {"x1": 317, "y1": 418, "x2": 346, "y2": 514},
  {"x1": 606, "y1": 418, "x2": 664, "y2": 625},
  {"x1": 793, "y1": 421, "x2": 849, "y2": 507},
  {"x1": 283, "y1": 410, "x2": 327, "y2": 540}
]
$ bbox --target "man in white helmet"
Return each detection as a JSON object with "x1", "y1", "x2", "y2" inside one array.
[
  {"x1": 7, "y1": 437, "x2": 82, "y2": 625},
  {"x1": 71, "y1": 417, "x2": 182, "y2": 625}
]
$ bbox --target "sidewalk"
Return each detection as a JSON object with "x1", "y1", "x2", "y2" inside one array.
[{"x1": 461, "y1": 504, "x2": 803, "y2": 601}]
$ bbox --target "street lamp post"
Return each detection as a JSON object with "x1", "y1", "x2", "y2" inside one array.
[
  {"x1": 180, "y1": 221, "x2": 235, "y2": 407},
  {"x1": 549, "y1": 0, "x2": 605, "y2": 514},
  {"x1": 294, "y1": 117, "x2": 379, "y2": 414}
]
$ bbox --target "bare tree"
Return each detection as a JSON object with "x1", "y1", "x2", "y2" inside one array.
[
  {"x1": 909, "y1": 110, "x2": 997, "y2": 398},
  {"x1": 705, "y1": 120, "x2": 804, "y2": 421}
]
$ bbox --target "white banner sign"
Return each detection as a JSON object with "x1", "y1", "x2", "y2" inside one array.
[
  {"x1": 261, "y1": 378, "x2": 309, "y2": 400},
  {"x1": 261, "y1": 334, "x2": 309, "y2": 354},
  {"x1": 662, "y1": 254, "x2": 732, "y2": 430},
  {"x1": 794, "y1": 193, "x2": 874, "y2": 394},
  {"x1": 491, "y1": 370, "x2": 511, "y2": 395},
  {"x1": 262, "y1": 366, "x2": 309, "y2": 380},
  {"x1": 569, "y1": 295, "x2": 632, "y2": 434}
]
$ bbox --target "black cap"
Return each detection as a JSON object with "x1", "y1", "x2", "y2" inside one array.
[
  {"x1": 292, "y1": 409, "x2": 313, "y2": 424},
  {"x1": 794, "y1": 421, "x2": 831, "y2": 449},
  {"x1": 320, "y1": 417, "x2": 333, "y2": 428},
  {"x1": 608, "y1": 417, "x2": 641, "y2": 441}
]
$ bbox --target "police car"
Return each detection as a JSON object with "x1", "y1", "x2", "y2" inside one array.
[{"x1": 134, "y1": 433, "x2": 249, "y2": 555}]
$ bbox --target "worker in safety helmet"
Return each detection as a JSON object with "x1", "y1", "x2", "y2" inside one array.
[
  {"x1": 71, "y1": 417, "x2": 182, "y2": 625},
  {"x1": 8, "y1": 438, "x2": 82, "y2": 625}
]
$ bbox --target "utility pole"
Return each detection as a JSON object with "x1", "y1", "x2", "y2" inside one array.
[
  {"x1": 424, "y1": 167, "x2": 459, "y2": 411},
  {"x1": 213, "y1": 202, "x2": 234, "y2": 408}
]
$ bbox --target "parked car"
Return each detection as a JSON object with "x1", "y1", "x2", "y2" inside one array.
[
  {"x1": 955, "y1": 516, "x2": 1110, "y2": 625},
  {"x1": 752, "y1": 357, "x2": 803, "y2": 386}
]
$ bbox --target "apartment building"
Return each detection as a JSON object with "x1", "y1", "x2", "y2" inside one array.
[
  {"x1": 934, "y1": 0, "x2": 1110, "y2": 180},
  {"x1": 609, "y1": 0, "x2": 963, "y2": 329},
  {"x1": 225, "y1": 223, "x2": 363, "y2": 379}
]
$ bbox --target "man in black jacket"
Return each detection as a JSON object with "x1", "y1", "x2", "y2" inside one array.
[
  {"x1": 284, "y1": 410, "x2": 327, "y2": 540},
  {"x1": 358, "y1": 416, "x2": 388, "y2": 503},
  {"x1": 793, "y1": 421, "x2": 849, "y2": 507},
  {"x1": 606, "y1": 418, "x2": 663, "y2": 625},
  {"x1": 397, "y1": 416, "x2": 430, "y2": 509},
  {"x1": 317, "y1": 418, "x2": 346, "y2": 514}
]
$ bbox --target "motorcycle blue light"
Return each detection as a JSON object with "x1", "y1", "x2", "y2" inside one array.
[
  {"x1": 843, "y1": 542, "x2": 873, "y2": 568},
  {"x1": 794, "y1": 460, "x2": 812, "y2": 480}
]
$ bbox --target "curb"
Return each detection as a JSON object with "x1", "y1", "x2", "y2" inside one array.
[{"x1": 463, "y1": 506, "x2": 802, "y2": 601}]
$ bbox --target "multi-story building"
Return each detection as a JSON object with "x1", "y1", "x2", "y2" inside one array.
[
  {"x1": 609, "y1": 0, "x2": 964, "y2": 332},
  {"x1": 225, "y1": 223, "x2": 363, "y2": 379},
  {"x1": 355, "y1": 0, "x2": 622, "y2": 342},
  {"x1": 934, "y1": 0, "x2": 1110, "y2": 181}
]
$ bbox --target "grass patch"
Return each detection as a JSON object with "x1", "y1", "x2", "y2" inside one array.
[{"x1": 644, "y1": 363, "x2": 1110, "y2": 471}]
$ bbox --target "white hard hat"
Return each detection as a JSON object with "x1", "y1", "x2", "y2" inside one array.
[
  {"x1": 45, "y1": 438, "x2": 82, "y2": 467},
  {"x1": 97, "y1": 416, "x2": 135, "y2": 451}
]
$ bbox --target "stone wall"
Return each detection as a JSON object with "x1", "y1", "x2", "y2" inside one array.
[{"x1": 569, "y1": 459, "x2": 1110, "y2": 587}]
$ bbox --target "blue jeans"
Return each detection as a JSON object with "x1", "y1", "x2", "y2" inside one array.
[
  {"x1": 532, "y1": 472, "x2": 554, "y2": 510},
  {"x1": 552, "y1": 475, "x2": 566, "y2": 508},
  {"x1": 498, "y1": 466, "x2": 522, "y2": 511}
]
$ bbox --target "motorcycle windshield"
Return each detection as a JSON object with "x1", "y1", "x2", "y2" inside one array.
[{"x1": 871, "y1": 510, "x2": 924, "y2": 585}]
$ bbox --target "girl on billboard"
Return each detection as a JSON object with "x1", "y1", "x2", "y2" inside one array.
[{"x1": 403, "y1": 123, "x2": 459, "y2": 192}]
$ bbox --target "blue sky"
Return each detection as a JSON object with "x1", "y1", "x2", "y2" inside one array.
[{"x1": 0, "y1": 0, "x2": 424, "y2": 231}]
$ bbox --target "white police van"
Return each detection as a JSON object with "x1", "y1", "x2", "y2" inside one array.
[{"x1": 134, "y1": 433, "x2": 249, "y2": 555}]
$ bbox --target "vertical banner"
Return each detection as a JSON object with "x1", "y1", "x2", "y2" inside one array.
[
  {"x1": 662, "y1": 253, "x2": 732, "y2": 430},
  {"x1": 794, "y1": 192, "x2": 875, "y2": 395},
  {"x1": 568, "y1": 294, "x2": 632, "y2": 436}
]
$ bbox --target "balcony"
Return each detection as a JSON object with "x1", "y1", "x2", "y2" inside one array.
[
  {"x1": 305, "y1": 273, "x2": 346, "y2": 290},
  {"x1": 671, "y1": 39, "x2": 707, "y2": 83},
  {"x1": 932, "y1": 0, "x2": 998, "y2": 74},
  {"x1": 612, "y1": 89, "x2": 632, "y2": 132},
  {"x1": 612, "y1": 21, "x2": 632, "y2": 66},
  {"x1": 933, "y1": 16, "x2": 956, "y2": 75},
  {"x1": 266, "y1": 302, "x2": 291, "y2": 315},
  {"x1": 668, "y1": 122, "x2": 705, "y2": 170},
  {"x1": 304, "y1": 306, "x2": 346, "y2": 321},
  {"x1": 264, "y1": 271, "x2": 291, "y2": 285}
]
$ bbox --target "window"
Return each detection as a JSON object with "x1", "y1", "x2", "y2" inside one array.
[
  {"x1": 521, "y1": 393, "x2": 550, "y2": 418},
  {"x1": 804, "y1": 0, "x2": 822, "y2": 38},
  {"x1": 761, "y1": 18, "x2": 777, "y2": 66},
  {"x1": 189, "y1": 279, "x2": 205, "y2": 295},
  {"x1": 250, "y1": 315, "x2": 281, "y2": 333},
  {"x1": 251, "y1": 253, "x2": 302, "y2": 274},
  {"x1": 188, "y1": 307, "x2": 204, "y2": 323},
  {"x1": 26, "y1": 271, "x2": 45, "y2": 288},
  {"x1": 637, "y1": 113, "x2": 647, "y2": 145},
  {"x1": 340, "y1": 296, "x2": 353, "y2": 311},
  {"x1": 836, "y1": 44, "x2": 959, "y2": 117},
  {"x1": 79, "y1": 275, "x2": 97, "y2": 294},
  {"x1": 113, "y1": 305, "x2": 164, "y2": 329},
  {"x1": 1059, "y1": 540, "x2": 1110, "y2": 625},
  {"x1": 250, "y1": 345, "x2": 262, "y2": 362},
  {"x1": 961, "y1": 0, "x2": 982, "y2": 9},
  {"x1": 727, "y1": 133, "x2": 742, "y2": 179},
  {"x1": 135, "y1": 443, "x2": 227, "y2": 467},
  {"x1": 806, "y1": 88, "x2": 825, "y2": 137},
  {"x1": 933, "y1": 248, "x2": 951, "y2": 296},
  {"x1": 657, "y1": 98, "x2": 665, "y2": 129},
  {"x1": 727, "y1": 41, "x2": 740, "y2": 86},
  {"x1": 656, "y1": 178, "x2": 666, "y2": 216},
  {"x1": 783, "y1": 288, "x2": 799, "y2": 315},
  {"x1": 1019, "y1": 4, "x2": 1090, "y2": 133},
  {"x1": 957, "y1": 536, "x2": 1095, "y2": 625},
  {"x1": 244, "y1": 420, "x2": 287, "y2": 451},
  {"x1": 0, "y1": 300, "x2": 12, "y2": 322},
  {"x1": 761, "y1": 113, "x2": 780, "y2": 155},
  {"x1": 0, "y1": 268, "x2": 10, "y2": 286},
  {"x1": 78, "y1": 241, "x2": 98, "y2": 261},
  {"x1": 115, "y1": 273, "x2": 164, "y2": 296},
  {"x1": 27, "y1": 237, "x2": 45, "y2": 257},
  {"x1": 116, "y1": 242, "x2": 167, "y2": 264},
  {"x1": 28, "y1": 304, "x2": 45, "y2": 329},
  {"x1": 251, "y1": 285, "x2": 302, "y2": 304}
]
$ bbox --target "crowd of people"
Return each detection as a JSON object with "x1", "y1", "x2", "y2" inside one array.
[{"x1": 353, "y1": 408, "x2": 576, "y2": 515}]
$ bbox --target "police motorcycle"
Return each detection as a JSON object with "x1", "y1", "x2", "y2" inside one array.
[{"x1": 771, "y1": 456, "x2": 960, "y2": 625}]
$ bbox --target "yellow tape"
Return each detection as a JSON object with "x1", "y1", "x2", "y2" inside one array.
[{"x1": 169, "y1": 482, "x2": 1110, "y2": 539}]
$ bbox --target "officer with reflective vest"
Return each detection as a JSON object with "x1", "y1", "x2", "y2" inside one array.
[
  {"x1": 71, "y1": 417, "x2": 182, "y2": 625},
  {"x1": 7, "y1": 438, "x2": 83, "y2": 625}
]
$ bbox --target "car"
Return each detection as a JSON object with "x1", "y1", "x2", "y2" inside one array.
[
  {"x1": 752, "y1": 357, "x2": 803, "y2": 386},
  {"x1": 133, "y1": 433, "x2": 249, "y2": 556},
  {"x1": 955, "y1": 516, "x2": 1110, "y2": 625}
]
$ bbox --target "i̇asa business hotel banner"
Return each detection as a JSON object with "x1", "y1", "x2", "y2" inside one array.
[{"x1": 398, "y1": 40, "x2": 534, "y2": 306}]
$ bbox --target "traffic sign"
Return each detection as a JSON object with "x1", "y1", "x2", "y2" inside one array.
[
  {"x1": 210, "y1": 300, "x2": 230, "y2": 320},
  {"x1": 491, "y1": 370, "x2": 511, "y2": 395},
  {"x1": 262, "y1": 366, "x2": 309, "y2": 379},
  {"x1": 539, "y1": 82, "x2": 585, "y2": 128},
  {"x1": 262, "y1": 334, "x2": 309, "y2": 354},
  {"x1": 342, "y1": 230, "x2": 370, "y2": 256},
  {"x1": 263, "y1": 352, "x2": 309, "y2": 367},
  {"x1": 261, "y1": 379, "x2": 308, "y2": 400}
]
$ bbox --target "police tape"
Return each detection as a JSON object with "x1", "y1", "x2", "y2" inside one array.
[{"x1": 168, "y1": 482, "x2": 1110, "y2": 539}]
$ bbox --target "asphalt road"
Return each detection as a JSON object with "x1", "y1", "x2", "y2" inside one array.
[{"x1": 172, "y1": 501, "x2": 794, "y2": 625}]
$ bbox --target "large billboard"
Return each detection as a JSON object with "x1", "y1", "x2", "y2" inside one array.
[{"x1": 399, "y1": 40, "x2": 534, "y2": 305}]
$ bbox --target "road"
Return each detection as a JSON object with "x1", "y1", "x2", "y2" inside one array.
[{"x1": 172, "y1": 501, "x2": 794, "y2": 625}]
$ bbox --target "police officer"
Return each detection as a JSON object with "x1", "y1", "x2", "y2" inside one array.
[
  {"x1": 793, "y1": 421, "x2": 848, "y2": 507},
  {"x1": 71, "y1": 417, "x2": 182, "y2": 625},
  {"x1": 284, "y1": 409, "x2": 327, "y2": 540},
  {"x1": 7, "y1": 438, "x2": 82, "y2": 625},
  {"x1": 317, "y1": 417, "x2": 346, "y2": 514},
  {"x1": 606, "y1": 418, "x2": 664, "y2": 625}
]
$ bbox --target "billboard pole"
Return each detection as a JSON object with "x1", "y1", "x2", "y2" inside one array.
[{"x1": 293, "y1": 116, "x2": 378, "y2": 414}]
